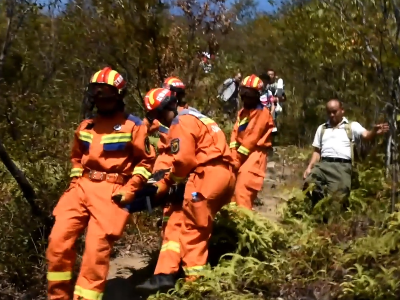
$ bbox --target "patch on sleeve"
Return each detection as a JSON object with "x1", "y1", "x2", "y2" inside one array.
[
  {"x1": 145, "y1": 137, "x2": 151, "y2": 154},
  {"x1": 170, "y1": 138, "x2": 180, "y2": 154}
]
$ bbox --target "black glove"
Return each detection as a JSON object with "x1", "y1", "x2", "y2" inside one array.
[
  {"x1": 124, "y1": 183, "x2": 186, "y2": 214},
  {"x1": 164, "y1": 183, "x2": 186, "y2": 206},
  {"x1": 123, "y1": 184, "x2": 159, "y2": 213},
  {"x1": 151, "y1": 169, "x2": 170, "y2": 182},
  {"x1": 134, "y1": 184, "x2": 158, "y2": 199}
]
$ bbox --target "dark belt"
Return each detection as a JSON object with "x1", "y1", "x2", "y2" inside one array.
[
  {"x1": 321, "y1": 157, "x2": 351, "y2": 164},
  {"x1": 82, "y1": 169, "x2": 128, "y2": 185}
]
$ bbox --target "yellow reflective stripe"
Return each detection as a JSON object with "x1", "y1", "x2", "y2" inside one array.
[
  {"x1": 47, "y1": 271, "x2": 72, "y2": 281},
  {"x1": 229, "y1": 142, "x2": 240, "y2": 148},
  {"x1": 170, "y1": 173, "x2": 185, "y2": 183},
  {"x1": 160, "y1": 241, "x2": 180, "y2": 253},
  {"x1": 238, "y1": 117, "x2": 249, "y2": 126},
  {"x1": 159, "y1": 124, "x2": 169, "y2": 130},
  {"x1": 183, "y1": 265, "x2": 206, "y2": 275},
  {"x1": 74, "y1": 285, "x2": 103, "y2": 300},
  {"x1": 132, "y1": 167, "x2": 152, "y2": 180},
  {"x1": 100, "y1": 133, "x2": 132, "y2": 144},
  {"x1": 79, "y1": 131, "x2": 93, "y2": 143},
  {"x1": 199, "y1": 117, "x2": 216, "y2": 125},
  {"x1": 107, "y1": 70, "x2": 118, "y2": 85},
  {"x1": 70, "y1": 168, "x2": 83, "y2": 177},
  {"x1": 90, "y1": 71, "x2": 101, "y2": 83},
  {"x1": 237, "y1": 145, "x2": 250, "y2": 156}
]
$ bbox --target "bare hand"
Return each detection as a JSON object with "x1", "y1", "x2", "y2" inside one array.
[
  {"x1": 303, "y1": 167, "x2": 312, "y2": 180},
  {"x1": 373, "y1": 123, "x2": 389, "y2": 135}
]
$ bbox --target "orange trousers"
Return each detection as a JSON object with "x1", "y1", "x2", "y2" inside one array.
[
  {"x1": 179, "y1": 164, "x2": 235, "y2": 277},
  {"x1": 231, "y1": 150, "x2": 267, "y2": 210},
  {"x1": 46, "y1": 177, "x2": 129, "y2": 300},
  {"x1": 154, "y1": 204, "x2": 183, "y2": 275}
]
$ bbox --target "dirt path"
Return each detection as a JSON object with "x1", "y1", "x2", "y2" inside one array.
[
  {"x1": 103, "y1": 147, "x2": 303, "y2": 299},
  {"x1": 255, "y1": 149, "x2": 303, "y2": 220},
  {"x1": 103, "y1": 251, "x2": 158, "y2": 300}
]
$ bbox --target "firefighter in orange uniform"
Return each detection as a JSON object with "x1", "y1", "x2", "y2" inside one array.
[
  {"x1": 138, "y1": 78, "x2": 189, "y2": 293},
  {"x1": 230, "y1": 74, "x2": 274, "y2": 210},
  {"x1": 143, "y1": 77, "x2": 188, "y2": 231},
  {"x1": 144, "y1": 76, "x2": 188, "y2": 175},
  {"x1": 46, "y1": 67, "x2": 155, "y2": 300},
  {"x1": 137, "y1": 87, "x2": 235, "y2": 292},
  {"x1": 156, "y1": 77, "x2": 189, "y2": 236},
  {"x1": 163, "y1": 76, "x2": 189, "y2": 110}
]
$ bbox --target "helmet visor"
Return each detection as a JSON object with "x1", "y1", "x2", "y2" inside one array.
[{"x1": 87, "y1": 83, "x2": 119, "y2": 98}]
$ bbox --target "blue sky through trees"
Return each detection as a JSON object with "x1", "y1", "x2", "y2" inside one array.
[{"x1": 50, "y1": 0, "x2": 277, "y2": 13}]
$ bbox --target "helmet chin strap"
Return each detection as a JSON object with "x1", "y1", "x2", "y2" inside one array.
[
  {"x1": 145, "y1": 113, "x2": 155, "y2": 124},
  {"x1": 92, "y1": 97, "x2": 124, "y2": 117}
]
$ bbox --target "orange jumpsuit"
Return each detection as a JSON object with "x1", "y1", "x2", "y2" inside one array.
[
  {"x1": 46, "y1": 112, "x2": 155, "y2": 300},
  {"x1": 156, "y1": 105, "x2": 188, "y2": 234},
  {"x1": 152, "y1": 105, "x2": 188, "y2": 275},
  {"x1": 230, "y1": 103, "x2": 274, "y2": 209},
  {"x1": 157, "y1": 108, "x2": 235, "y2": 277}
]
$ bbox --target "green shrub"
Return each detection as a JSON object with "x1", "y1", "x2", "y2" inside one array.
[{"x1": 150, "y1": 163, "x2": 400, "y2": 300}]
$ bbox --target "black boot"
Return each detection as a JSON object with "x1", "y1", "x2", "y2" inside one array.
[{"x1": 136, "y1": 274, "x2": 176, "y2": 293}]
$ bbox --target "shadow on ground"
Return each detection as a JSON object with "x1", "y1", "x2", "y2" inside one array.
[{"x1": 103, "y1": 250, "x2": 158, "y2": 300}]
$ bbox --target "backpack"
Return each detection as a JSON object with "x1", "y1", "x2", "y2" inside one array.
[{"x1": 320, "y1": 122, "x2": 355, "y2": 166}]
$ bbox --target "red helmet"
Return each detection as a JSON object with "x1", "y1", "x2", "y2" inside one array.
[
  {"x1": 240, "y1": 74, "x2": 264, "y2": 92},
  {"x1": 87, "y1": 67, "x2": 127, "y2": 100},
  {"x1": 162, "y1": 77, "x2": 185, "y2": 90},
  {"x1": 144, "y1": 88, "x2": 176, "y2": 112}
]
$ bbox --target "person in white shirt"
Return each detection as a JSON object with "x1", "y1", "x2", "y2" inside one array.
[
  {"x1": 303, "y1": 99, "x2": 388, "y2": 204},
  {"x1": 260, "y1": 69, "x2": 285, "y2": 134}
]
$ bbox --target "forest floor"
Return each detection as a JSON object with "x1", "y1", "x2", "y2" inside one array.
[{"x1": 102, "y1": 146, "x2": 306, "y2": 300}]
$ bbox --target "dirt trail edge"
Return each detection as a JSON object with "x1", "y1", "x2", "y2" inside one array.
[
  {"x1": 255, "y1": 147, "x2": 303, "y2": 220},
  {"x1": 103, "y1": 146, "x2": 303, "y2": 300}
]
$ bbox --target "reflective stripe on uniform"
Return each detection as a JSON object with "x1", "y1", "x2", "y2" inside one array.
[
  {"x1": 101, "y1": 133, "x2": 132, "y2": 151},
  {"x1": 132, "y1": 167, "x2": 152, "y2": 179},
  {"x1": 160, "y1": 241, "x2": 180, "y2": 253},
  {"x1": 229, "y1": 142, "x2": 240, "y2": 148},
  {"x1": 238, "y1": 117, "x2": 249, "y2": 132},
  {"x1": 183, "y1": 265, "x2": 206, "y2": 275},
  {"x1": 237, "y1": 145, "x2": 250, "y2": 156},
  {"x1": 170, "y1": 173, "x2": 185, "y2": 183},
  {"x1": 199, "y1": 117, "x2": 215, "y2": 125},
  {"x1": 79, "y1": 131, "x2": 93, "y2": 143},
  {"x1": 74, "y1": 285, "x2": 103, "y2": 300},
  {"x1": 70, "y1": 168, "x2": 83, "y2": 177},
  {"x1": 159, "y1": 124, "x2": 169, "y2": 134},
  {"x1": 47, "y1": 271, "x2": 72, "y2": 281},
  {"x1": 100, "y1": 133, "x2": 132, "y2": 144}
]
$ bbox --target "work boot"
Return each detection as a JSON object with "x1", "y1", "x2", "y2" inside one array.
[{"x1": 136, "y1": 274, "x2": 176, "y2": 293}]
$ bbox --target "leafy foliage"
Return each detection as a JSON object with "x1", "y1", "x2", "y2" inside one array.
[{"x1": 150, "y1": 160, "x2": 398, "y2": 300}]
